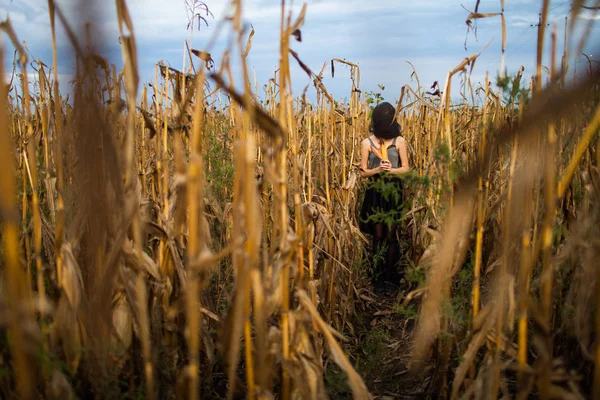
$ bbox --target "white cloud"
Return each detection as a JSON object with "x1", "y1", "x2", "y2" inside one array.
[
  {"x1": 1, "y1": 0, "x2": 599, "y2": 102},
  {"x1": 578, "y1": 13, "x2": 600, "y2": 21}
]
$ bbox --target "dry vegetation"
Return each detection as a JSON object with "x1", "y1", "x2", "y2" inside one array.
[{"x1": 1, "y1": 0, "x2": 600, "y2": 399}]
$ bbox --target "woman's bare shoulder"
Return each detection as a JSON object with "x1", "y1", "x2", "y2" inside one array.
[{"x1": 361, "y1": 137, "x2": 373, "y2": 146}]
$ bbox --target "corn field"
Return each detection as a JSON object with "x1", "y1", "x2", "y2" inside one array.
[{"x1": 0, "y1": 0, "x2": 600, "y2": 398}]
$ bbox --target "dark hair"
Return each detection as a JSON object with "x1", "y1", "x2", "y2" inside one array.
[{"x1": 370, "y1": 102, "x2": 401, "y2": 140}]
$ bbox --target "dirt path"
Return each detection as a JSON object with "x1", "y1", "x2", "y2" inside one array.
[
  {"x1": 325, "y1": 281, "x2": 434, "y2": 399},
  {"x1": 323, "y1": 232, "x2": 434, "y2": 399}
]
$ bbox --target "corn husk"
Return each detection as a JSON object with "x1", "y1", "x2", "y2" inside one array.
[{"x1": 380, "y1": 140, "x2": 388, "y2": 161}]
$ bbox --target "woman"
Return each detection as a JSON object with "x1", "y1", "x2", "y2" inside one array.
[{"x1": 359, "y1": 102, "x2": 409, "y2": 293}]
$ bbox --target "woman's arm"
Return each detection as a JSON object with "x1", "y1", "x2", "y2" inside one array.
[
  {"x1": 359, "y1": 139, "x2": 382, "y2": 177},
  {"x1": 390, "y1": 137, "x2": 410, "y2": 175}
]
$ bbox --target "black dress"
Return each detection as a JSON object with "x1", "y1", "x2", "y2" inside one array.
[{"x1": 359, "y1": 136, "x2": 404, "y2": 235}]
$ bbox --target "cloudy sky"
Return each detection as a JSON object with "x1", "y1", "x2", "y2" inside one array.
[{"x1": 1, "y1": 0, "x2": 599, "y2": 103}]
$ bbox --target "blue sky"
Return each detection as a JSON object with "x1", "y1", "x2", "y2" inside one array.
[{"x1": 1, "y1": 0, "x2": 599, "y2": 104}]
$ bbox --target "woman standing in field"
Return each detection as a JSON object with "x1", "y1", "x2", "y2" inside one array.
[{"x1": 359, "y1": 102, "x2": 409, "y2": 294}]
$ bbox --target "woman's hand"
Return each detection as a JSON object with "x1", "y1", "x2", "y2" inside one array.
[
  {"x1": 360, "y1": 138, "x2": 395, "y2": 178},
  {"x1": 380, "y1": 160, "x2": 392, "y2": 172}
]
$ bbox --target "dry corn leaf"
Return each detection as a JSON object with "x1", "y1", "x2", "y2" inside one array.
[
  {"x1": 411, "y1": 181, "x2": 476, "y2": 366},
  {"x1": 370, "y1": 145, "x2": 383, "y2": 160},
  {"x1": 46, "y1": 370, "x2": 76, "y2": 400},
  {"x1": 243, "y1": 25, "x2": 255, "y2": 59},
  {"x1": 191, "y1": 49, "x2": 214, "y2": 69},
  {"x1": 451, "y1": 308, "x2": 496, "y2": 399},
  {"x1": 297, "y1": 290, "x2": 371, "y2": 400},
  {"x1": 111, "y1": 289, "x2": 133, "y2": 358}
]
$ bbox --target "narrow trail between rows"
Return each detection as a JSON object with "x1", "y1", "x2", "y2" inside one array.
[
  {"x1": 353, "y1": 293, "x2": 429, "y2": 399},
  {"x1": 326, "y1": 235, "x2": 434, "y2": 399}
]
